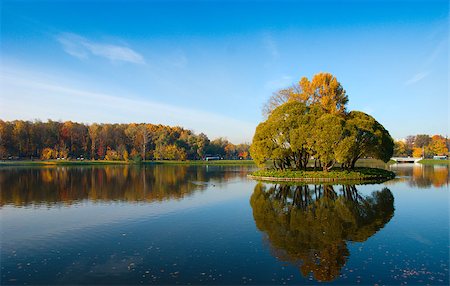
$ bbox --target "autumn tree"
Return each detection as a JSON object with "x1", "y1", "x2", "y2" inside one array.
[
  {"x1": 263, "y1": 72, "x2": 349, "y2": 116},
  {"x1": 262, "y1": 88, "x2": 293, "y2": 117},
  {"x1": 412, "y1": 147, "x2": 423, "y2": 158},
  {"x1": 394, "y1": 141, "x2": 407, "y2": 157},
  {"x1": 13, "y1": 121, "x2": 30, "y2": 157},
  {"x1": 60, "y1": 121, "x2": 74, "y2": 155},
  {"x1": 405, "y1": 135, "x2": 415, "y2": 151},
  {"x1": 41, "y1": 147, "x2": 55, "y2": 160},
  {"x1": 29, "y1": 120, "x2": 45, "y2": 157},
  {"x1": 43, "y1": 120, "x2": 60, "y2": 153},
  {"x1": 414, "y1": 135, "x2": 431, "y2": 148},
  {"x1": 0, "y1": 120, "x2": 13, "y2": 158},
  {"x1": 137, "y1": 124, "x2": 151, "y2": 160},
  {"x1": 154, "y1": 144, "x2": 187, "y2": 160},
  {"x1": 429, "y1": 135, "x2": 448, "y2": 156},
  {"x1": 88, "y1": 124, "x2": 100, "y2": 159},
  {"x1": 224, "y1": 143, "x2": 236, "y2": 159},
  {"x1": 252, "y1": 73, "x2": 393, "y2": 171},
  {"x1": 236, "y1": 143, "x2": 251, "y2": 159},
  {"x1": 0, "y1": 119, "x2": 248, "y2": 162},
  {"x1": 206, "y1": 137, "x2": 229, "y2": 157}
]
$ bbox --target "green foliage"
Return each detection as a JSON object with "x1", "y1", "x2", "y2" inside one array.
[
  {"x1": 251, "y1": 101, "x2": 316, "y2": 170},
  {"x1": 394, "y1": 141, "x2": 408, "y2": 157},
  {"x1": 251, "y1": 76, "x2": 394, "y2": 171},
  {"x1": 131, "y1": 154, "x2": 142, "y2": 163},
  {"x1": 154, "y1": 144, "x2": 187, "y2": 160},
  {"x1": 341, "y1": 111, "x2": 393, "y2": 166},
  {"x1": 312, "y1": 113, "x2": 344, "y2": 170}
]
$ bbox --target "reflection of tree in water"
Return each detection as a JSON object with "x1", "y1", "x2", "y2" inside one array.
[
  {"x1": 0, "y1": 165, "x2": 248, "y2": 206},
  {"x1": 389, "y1": 164, "x2": 449, "y2": 188},
  {"x1": 250, "y1": 183, "x2": 394, "y2": 282}
]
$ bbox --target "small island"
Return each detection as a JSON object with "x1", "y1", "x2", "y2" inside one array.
[
  {"x1": 249, "y1": 73, "x2": 395, "y2": 183},
  {"x1": 248, "y1": 167, "x2": 395, "y2": 183}
]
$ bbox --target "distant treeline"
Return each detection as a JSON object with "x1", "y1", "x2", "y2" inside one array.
[
  {"x1": 0, "y1": 120, "x2": 250, "y2": 161},
  {"x1": 394, "y1": 134, "x2": 449, "y2": 158}
]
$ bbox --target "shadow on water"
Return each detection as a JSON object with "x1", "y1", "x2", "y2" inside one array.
[
  {"x1": 0, "y1": 165, "x2": 250, "y2": 207},
  {"x1": 250, "y1": 183, "x2": 395, "y2": 282}
]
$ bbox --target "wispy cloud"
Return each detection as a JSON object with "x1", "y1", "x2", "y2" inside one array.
[
  {"x1": 262, "y1": 33, "x2": 279, "y2": 60},
  {"x1": 404, "y1": 71, "x2": 430, "y2": 86},
  {"x1": 57, "y1": 33, "x2": 145, "y2": 64},
  {"x1": 424, "y1": 38, "x2": 447, "y2": 66}
]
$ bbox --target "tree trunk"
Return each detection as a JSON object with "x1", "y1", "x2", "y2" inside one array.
[
  {"x1": 350, "y1": 157, "x2": 359, "y2": 169},
  {"x1": 323, "y1": 160, "x2": 335, "y2": 171},
  {"x1": 91, "y1": 142, "x2": 96, "y2": 160}
]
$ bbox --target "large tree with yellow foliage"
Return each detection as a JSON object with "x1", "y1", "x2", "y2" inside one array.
[
  {"x1": 252, "y1": 73, "x2": 393, "y2": 171},
  {"x1": 429, "y1": 135, "x2": 448, "y2": 156},
  {"x1": 263, "y1": 72, "x2": 348, "y2": 116}
]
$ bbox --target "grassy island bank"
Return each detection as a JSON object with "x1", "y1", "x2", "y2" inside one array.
[{"x1": 248, "y1": 167, "x2": 395, "y2": 183}]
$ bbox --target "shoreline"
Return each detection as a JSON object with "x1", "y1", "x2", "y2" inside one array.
[
  {"x1": 0, "y1": 159, "x2": 255, "y2": 167},
  {"x1": 248, "y1": 167, "x2": 396, "y2": 184},
  {"x1": 247, "y1": 174, "x2": 391, "y2": 184}
]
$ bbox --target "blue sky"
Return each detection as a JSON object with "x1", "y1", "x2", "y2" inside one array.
[{"x1": 1, "y1": 0, "x2": 448, "y2": 143}]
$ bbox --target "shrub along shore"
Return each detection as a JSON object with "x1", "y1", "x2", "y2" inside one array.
[{"x1": 248, "y1": 167, "x2": 396, "y2": 183}]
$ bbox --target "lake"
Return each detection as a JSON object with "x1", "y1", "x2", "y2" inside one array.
[{"x1": 1, "y1": 163, "x2": 448, "y2": 285}]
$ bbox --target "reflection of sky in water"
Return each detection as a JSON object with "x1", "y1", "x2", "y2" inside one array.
[
  {"x1": 345, "y1": 182, "x2": 448, "y2": 285},
  {"x1": 0, "y1": 165, "x2": 448, "y2": 285}
]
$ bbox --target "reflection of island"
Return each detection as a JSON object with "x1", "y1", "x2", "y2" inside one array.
[
  {"x1": 389, "y1": 164, "x2": 449, "y2": 188},
  {"x1": 250, "y1": 183, "x2": 394, "y2": 282},
  {"x1": 0, "y1": 165, "x2": 248, "y2": 207}
]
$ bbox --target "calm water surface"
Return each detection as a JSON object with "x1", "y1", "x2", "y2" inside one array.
[{"x1": 1, "y1": 163, "x2": 448, "y2": 285}]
